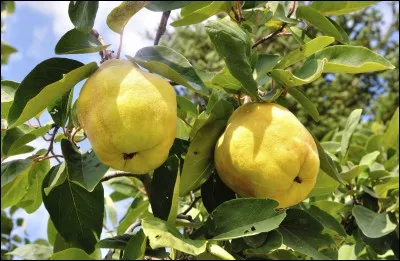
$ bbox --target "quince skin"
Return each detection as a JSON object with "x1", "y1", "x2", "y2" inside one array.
[
  {"x1": 77, "y1": 59, "x2": 176, "y2": 174},
  {"x1": 214, "y1": 102, "x2": 319, "y2": 208}
]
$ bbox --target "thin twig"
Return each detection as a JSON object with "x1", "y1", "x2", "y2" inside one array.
[
  {"x1": 181, "y1": 196, "x2": 201, "y2": 215},
  {"x1": 45, "y1": 126, "x2": 60, "y2": 157},
  {"x1": 177, "y1": 115, "x2": 193, "y2": 128},
  {"x1": 252, "y1": 1, "x2": 296, "y2": 49},
  {"x1": 34, "y1": 154, "x2": 64, "y2": 162},
  {"x1": 236, "y1": 1, "x2": 243, "y2": 23},
  {"x1": 154, "y1": 11, "x2": 171, "y2": 45},
  {"x1": 177, "y1": 214, "x2": 193, "y2": 222}
]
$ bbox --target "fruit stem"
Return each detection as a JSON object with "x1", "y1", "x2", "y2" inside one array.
[{"x1": 116, "y1": 32, "x2": 123, "y2": 59}]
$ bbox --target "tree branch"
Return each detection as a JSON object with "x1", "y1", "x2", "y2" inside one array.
[
  {"x1": 181, "y1": 196, "x2": 201, "y2": 215},
  {"x1": 154, "y1": 11, "x2": 171, "y2": 45},
  {"x1": 101, "y1": 171, "x2": 152, "y2": 197},
  {"x1": 252, "y1": 1, "x2": 296, "y2": 49}
]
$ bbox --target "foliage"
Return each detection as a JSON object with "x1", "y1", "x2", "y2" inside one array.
[{"x1": 1, "y1": 1, "x2": 399, "y2": 260}]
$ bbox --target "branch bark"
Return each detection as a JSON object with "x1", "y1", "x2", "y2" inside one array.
[{"x1": 154, "y1": 11, "x2": 171, "y2": 45}]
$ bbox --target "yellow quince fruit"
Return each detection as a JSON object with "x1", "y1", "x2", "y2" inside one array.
[
  {"x1": 77, "y1": 59, "x2": 177, "y2": 174},
  {"x1": 214, "y1": 102, "x2": 319, "y2": 208}
]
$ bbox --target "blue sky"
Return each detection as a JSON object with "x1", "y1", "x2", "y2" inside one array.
[{"x1": 1, "y1": 0, "x2": 398, "y2": 251}]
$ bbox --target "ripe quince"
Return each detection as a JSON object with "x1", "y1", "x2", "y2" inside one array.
[
  {"x1": 77, "y1": 59, "x2": 176, "y2": 174},
  {"x1": 214, "y1": 102, "x2": 319, "y2": 208}
]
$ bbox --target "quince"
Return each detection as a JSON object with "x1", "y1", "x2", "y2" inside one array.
[
  {"x1": 77, "y1": 59, "x2": 176, "y2": 174},
  {"x1": 214, "y1": 102, "x2": 319, "y2": 208}
]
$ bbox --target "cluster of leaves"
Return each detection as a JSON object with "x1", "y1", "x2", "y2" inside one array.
[
  {"x1": 1, "y1": 1, "x2": 398, "y2": 260},
  {"x1": 1, "y1": 1, "x2": 17, "y2": 66}
]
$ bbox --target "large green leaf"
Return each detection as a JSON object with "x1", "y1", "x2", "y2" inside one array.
[
  {"x1": 6, "y1": 244, "x2": 53, "y2": 260},
  {"x1": 117, "y1": 198, "x2": 150, "y2": 235},
  {"x1": 311, "y1": 201, "x2": 347, "y2": 221},
  {"x1": 352, "y1": 205, "x2": 396, "y2": 238},
  {"x1": 205, "y1": 19, "x2": 258, "y2": 99},
  {"x1": 307, "y1": 206, "x2": 347, "y2": 237},
  {"x1": 341, "y1": 165, "x2": 368, "y2": 183},
  {"x1": 1, "y1": 80, "x2": 19, "y2": 120},
  {"x1": 145, "y1": 1, "x2": 191, "y2": 12},
  {"x1": 122, "y1": 229, "x2": 146, "y2": 260},
  {"x1": 201, "y1": 173, "x2": 236, "y2": 213},
  {"x1": 96, "y1": 234, "x2": 132, "y2": 249},
  {"x1": 254, "y1": 54, "x2": 280, "y2": 86},
  {"x1": 310, "y1": 1, "x2": 378, "y2": 16},
  {"x1": 271, "y1": 59, "x2": 326, "y2": 87},
  {"x1": 68, "y1": 1, "x2": 98, "y2": 33},
  {"x1": 7, "y1": 59, "x2": 97, "y2": 128},
  {"x1": 150, "y1": 155, "x2": 180, "y2": 224},
  {"x1": 274, "y1": 36, "x2": 334, "y2": 69},
  {"x1": 48, "y1": 89, "x2": 73, "y2": 127},
  {"x1": 242, "y1": 7, "x2": 273, "y2": 26},
  {"x1": 142, "y1": 217, "x2": 207, "y2": 255},
  {"x1": 2, "y1": 124, "x2": 51, "y2": 157},
  {"x1": 383, "y1": 107, "x2": 399, "y2": 151},
  {"x1": 61, "y1": 139, "x2": 109, "y2": 192},
  {"x1": 171, "y1": 2, "x2": 231, "y2": 27},
  {"x1": 1, "y1": 158, "x2": 31, "y2": 187},
  {"x1": 106, "y1": 1, "x2": 148, "y2": 34},
  {"x1": 211, "y1": 66, "x2": 243, "y2": 93},
  {"x1": 177, "y1": 96, "x2": 198, "y2": 116},
  {"x1": 374, "y1": 177, "x2": 399, "y2": 198},
  {"x1": 309, "y1": 170, "x2": 339, "y2": 197},
  {"x1": 129, "y1": 46, "x2": 209, "y2": 96},
  {"x1": 279, "y1": 209, "x2": 337, "y2": 260},
  {"x1": 288, "y1": 87, "x2": 319, "y2": 121},
  {"x1": 42, "y1": 173, "x2": 104, "y2": 254},
  {"x1": 55, "y1": 29, "x2": 110, "y2": 55},
  {"x1": 341, "y1": 109, "x2": 362, "y2": 158},
  {"x1": 180, "y1": 121, "x2": 226, "y2": 196},
  {"x1": 296, "y1": 6, "x2": 348, "y2": 43},
  {"x1": 200, "y1": 199, "x2": 286, "y2": 241},
  {"x1": 313, "y1": 46, "x2": 395, "y2": 73},
  {"x1": 243, "y1": 230, "x2": 283, "y2": 258},
  {"x1": 17, "y1": 160, "x2": 50, "y2": 214},
  {"x1": 312, "y1": 134, "x2": 344, "y2": 184},
  {"x1": 50, "y1": 248, "x2": 95, "y2": 260}
]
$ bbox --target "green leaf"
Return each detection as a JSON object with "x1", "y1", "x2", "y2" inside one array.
[
  {"x1": 211, "y1": 66, "x2": 243, "y2": 93},
  {"x1": 242, "y1": 7, "x2": 273, "y2": 26},
  {"x1": 145, "y1": 1, "x2": 191, "y2": 12},
  {"x1": 313, "y1": 46, "x2": 396, "y2": 73},
  {"x1": 254, "y1": 54, "x2": 280, "y2": 86},
  {"x1": 1, "y1": 162, "x2": 33, "y2": 209},
  {"x1": 171, "y1": 2, "x2": 231, "y2": 27},
  {"x1": 55, "y1": 29, "x2": 110, "y2": 55},
  {"x1": 279, "y1": 209, "x2": 337, "y2": 260},
  {"x1": 311, "y1": 201, "x2": 348, "y2": 222},
  {"x1": 6, "y1": 244, "x2": 53, "y2": 260},
  {"x1": 61, "y1": 139, "x2": 109, "y2": 191},
  {"x1": 7, "y1": 59, "x2": 97, "y2": 128},
  {"x1": 307, "y1": 206, "x2": 347, "y2": 237},
  {"x1": 1, "y1": 1, "x2": 15, "y2": 17},
  {"x1": 243, "y1": 230, "x2": 283, "y2": 257},
  {"x1": 383, "y1": 107, "x2": 399, "y2": 151},
  {"x1": 43, "y1": 163, "x2": 67, "y2": 195},
  {"x1": 273, "y1": 3, "x2": 298, "y2": 24},
  {"x1": 310, "y1": 1, "x2": 378, "y2": 16},
  {"x1": 142, "y1": 217, "x2": 207, "y2": 255},
  {"x1": 201, "y1": 173, "x2": 236, "y2": 213},
  {"x1": 274, "y1": 36, "x2": 334, "y2": 69},
  {"x1": 176, "y1": 118, "x2": 190, "y2": 141},
  {"x1": 150, "y1": 155, "x2": 180, "y2": 224},
  {"x1": 180, "y1": 1, "x2": 210, "y2": 17},
  {"x1": 309, "y1": 170, "x2": 339, "y2": 197},
  {"x1": 2, "y1": 124, "x2": 51, "y2": 157},
  {"x1": 296, "y1": 6, "x2": 347, "y2": 43},
  {"x1": 288, "y1": 87, "x2": 319, "y2": 121},
  {"x1": 117, "y1": 198, "x2": 150, "y2": 235},
  {"x1": 375, "y1": 177, "x2": 399, "y2": 198},
  {"x1": 289, "y1": 26, "x2": 312, "y2": 44},
  {"x1": 68, "y1": 1, "x2": 98, "y2": 33},
  {"x1": 122, "y1": 230, "x2": 146, "y2": 260},
  {"x1": 341, "y1": 165, "x2": 368, "y2": 183},
  {"x1": 1, "y1": 80, "x2": 19, "y2": 120},
  {"x1": 17, "y1": 160, "x2": 50, "y2": 213},
  {"x1": 177, "y1": 96, "x2": 197, "y2": 116},
  {"x1": 180, "y1": 121, "x2": 227, "y2": 196},
  {"x1": 50, "y1": 248, "x2": 95, "y2": 260},
  {"x1": 107, "y1": 1, "x2": 148, "y2": 34},
  {"x1": 341, "y1": 109, "x2": 362, "y2": 158},
  {"x1": 1, "y1": 158, "x2": 32, "y2": 187},
  {"x1": 47, "y1": 219, "x2": 57, "y2": 246},
  {"x1": 104, "y1": 195, "x2": 117, "y2": 227},
  {"x1": 1, "y1": 41, "x2": 17, "y2": 65},
  {"x1": 338, "y1": 244, "x2": 357, "y2": 260},
  {"x1": 327, "y1": 17, "x2": 350, "y2": 44},
  {"x1": 312, "y1": 134, "x2": 344, "y2": 184},
  {"x1": 201, "y1": 199, "x2": 286, "y2": 241},
  {"x1": 243, "y1": 232, "x2": 269, "y2": 249},
  {"x1": 42, "y1": 173, "x2": 104, "y2": 254},
  {"x1": 352, "y1": 205, "x2": 396, "y2": 238},
  {"x1": 48, "y1": 89, "x2": 73, "y2": 126},
  {"x1": 96, "y1": 234, "x2": 132, "y2": 249},
  {"x1": 129, "y1": 46, "x2": 209, "y2": 96},
  {"x1": 205, "y1": 19, "x2": 258, "y2": 99},
  {"x1": 360, "y1": 151, "x2": 380, "y2": 166},
  {"x1": 272, "y1": 59, "x2": 326, "y2": 87}
]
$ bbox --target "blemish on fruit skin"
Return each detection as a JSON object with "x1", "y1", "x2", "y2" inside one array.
[
  {"x1": 294, "y1": 176, "x2": 302, "y2": 184},
  {"x1": 123, "y1": 152, "x2": 137, "y2": 160}
]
